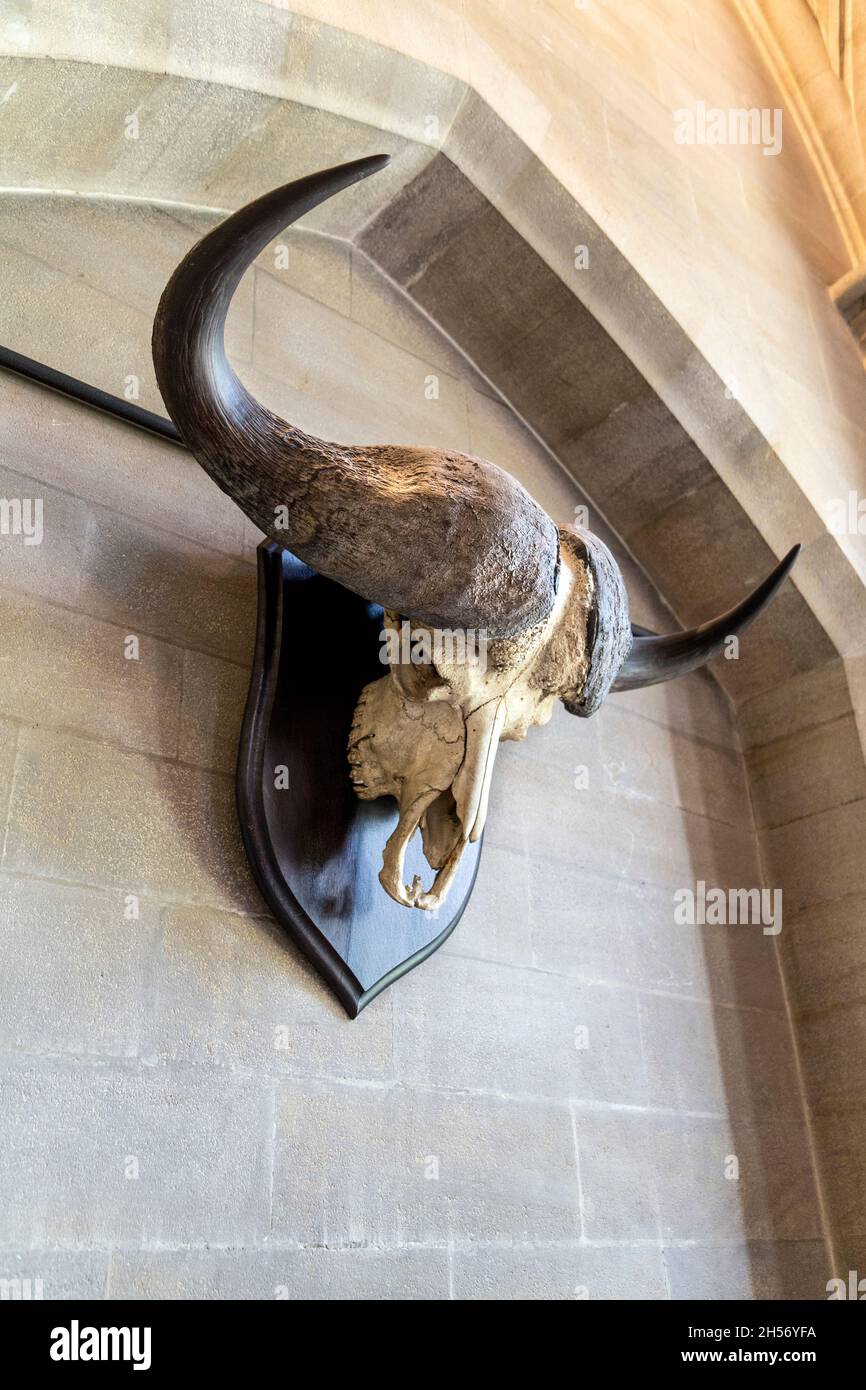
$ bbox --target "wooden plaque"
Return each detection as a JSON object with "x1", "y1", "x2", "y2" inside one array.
[{"x1": 236, "y1": 542, "x2": 482, "y2": 1017}]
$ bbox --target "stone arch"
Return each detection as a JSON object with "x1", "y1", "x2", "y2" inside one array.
[{"x1": 1, "y1": 0, "x2": 864, "y2": 1276}]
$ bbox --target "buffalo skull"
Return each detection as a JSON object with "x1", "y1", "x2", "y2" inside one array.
[{"x1": 152, "y1": 156, "x2": 799, "y2": 911}]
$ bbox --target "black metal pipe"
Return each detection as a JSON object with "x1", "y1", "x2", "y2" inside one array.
[{"x1": 0, "y1": 343, "x2": 185, "y2": 448}]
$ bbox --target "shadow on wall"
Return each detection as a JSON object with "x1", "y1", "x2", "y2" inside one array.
[{"x1": 674, "y1": 723, "x2": 831, "y2": 1300}]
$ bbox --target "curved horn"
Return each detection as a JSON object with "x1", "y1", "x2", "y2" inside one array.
[
  {"x1": 152, "y1": 157, "x2": 560, "y2": 638},
  {"x1": 612, "y1": 545, "x2": 801, "y2": 692}
]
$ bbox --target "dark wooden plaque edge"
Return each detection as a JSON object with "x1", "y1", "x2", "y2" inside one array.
[{"x1": 235, "y1": 541, "x2": 481, "y2": 1019}]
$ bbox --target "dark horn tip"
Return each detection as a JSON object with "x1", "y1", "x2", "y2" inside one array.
[
  {"x1": 360, "y1": 153, "x2": 391, "y2": 173},
  {"x1": 763, "y1": 541, "x2": 801, "y2": 597},
  {"x1": 610, "y1": 540, "x2": 804, "y2": 695}
]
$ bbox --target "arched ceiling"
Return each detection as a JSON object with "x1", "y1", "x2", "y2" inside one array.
[{"x1": 0, "y1": 0, "x2": 863, "y2": 713}]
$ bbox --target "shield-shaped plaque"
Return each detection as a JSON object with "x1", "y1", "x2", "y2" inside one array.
[{"x1": 236, "y1": 542, "x2": 482, "y2": 1017}]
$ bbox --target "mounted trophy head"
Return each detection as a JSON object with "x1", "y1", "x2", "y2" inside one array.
[{"x1": 152, "y1": 155, "x2": 800, "y2": 913}]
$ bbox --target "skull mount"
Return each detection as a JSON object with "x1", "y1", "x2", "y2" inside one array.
[
  {"x1": 348, "y1": 527, "x2": 600, "y2": 912},
  {"x1": 152, "y1": 156, "x2": 801, "y2": 1010}
]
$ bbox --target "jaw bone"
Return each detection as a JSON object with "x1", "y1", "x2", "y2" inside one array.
[{"x1": 377, "y1": 696, "x2": 508, "y2": 911}]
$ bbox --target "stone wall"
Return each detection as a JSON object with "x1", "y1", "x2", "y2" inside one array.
[
  {"x1": 0, "y1": 198, "x2": 827, "y2": 1298},
  {"x1": 1, "y1": 0, "x2": 861, "y2": 1299}
]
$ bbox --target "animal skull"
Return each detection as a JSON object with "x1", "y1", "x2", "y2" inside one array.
[
  {"x1": 152, "y1": 155, "x2": 801, "y2": 914},
  {"x1": 348, "y1": 526, "x2": 602, "y2": 909}
]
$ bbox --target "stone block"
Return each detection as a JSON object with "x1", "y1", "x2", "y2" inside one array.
[
  {"x1": 699, "y1": 922, "x2": 787, "y2": 1013},
  {"x1": 0, "y1": 1061, "x2": 271, "y2": 1246},
  {"x1": 562, "y1": 391, "x2": 712, "y2": 539},
  {"x1": 639, "y1": 993, "x2": 803, "y2": 1121},
  {"x1": 0, "y1": 876, "x2": 158, "y2": 1058},
  {"x1": 0, "y1": 56, "x2": 163, "y2": 193},
  {"x1": 528, "y1": 858, "x2": 632, "y2": 987},
  {"x1": 4, "y1": 726, "x2": 260, "y2": 912},
  {"x1": 1, "y1": 374, "x2": 247, "y2": 558},
  {"x1": 0, "y1": 463, "x2": 89, "y2": 603},
  {"x1": 251, "y1": 273, "x2": 472, "y2": 453},
  {"x1": 0, "y1": 718, "x2": 17, "y2": 814},
  {"x1": 0, "y1": 194, "x2": 253, "y2": 410},
  {"x1": 452, "y1": 1243, "x2": 668, "y2": 1299},
  {"x1": 649, "y1": 1114, "x2": 823, "y2": 1243},
  {"x1": 145, "y1": 904, "x2": 393, "y2": 1081},
  {"x1": 0, "y1": 1250, "x2": 109, "y2": 1301},
  {"x1": 710, "y1": 1002, "x2": 805, "y2": 1122},
  {"x1": 746, "y1": 715, "x2": 866, "y2": 831},
  {"x1": 780, "y1": 896, "x2": 866, "y2": 1017},
  {"x1": 79, "y1": 509, "x2": 257, "y2": 666},
  {"x1": 109, "y1": 1245, "x2": 448, "y2": 1300},
  {"x1": 178, "y1": 649, "x2": 248, "y2": 773},
  {"x1": 350, "y1": 247, "x2": 481, "y2": 382},
  {"x1": 606, "y1": 669, "x2": 738, "y2": 750},
  {"x1": 271, "y1": 1080, "x2": 579, "y2": 1247},
  {"x1": 489, "y1": 750, "x2": 760, "y2": 894},
  {"x1": 0, "y1": 590, "x2": 183, "y2": 757},
  {"x1": 488, "y1": 295, "x2": 647, "y2": 448},
  {"x1": 812, "y1": 1110, "x2": 866, "y2": 1276},
  {"x1": 597, "y1": 703, "x2": 750, "y2": 829},
  {"x1": 442, "y1": 841, "x2": 533, "y2": 968},
  {"x1": 392, "y1": 952, "x2": 647, "y2": 1105},
  {"x1": 797, "y1": 1006, "x2": 866, "y2": 1116},
  {"x1": 257, "y1": 230, "x2": 351, "y2": 317},
  {"x1": 762, "y1": 799, "x2": 866, "y2": 917},
  {"x1": 575, "y1": 1107, "x2": 661, "y2": 1240},
  {"x1": 358, "y1": 154, "x2": 487, "y2": 290},
  {"x1": 664, "y1": 1240, "x2": 830, "y2": 1300}
]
